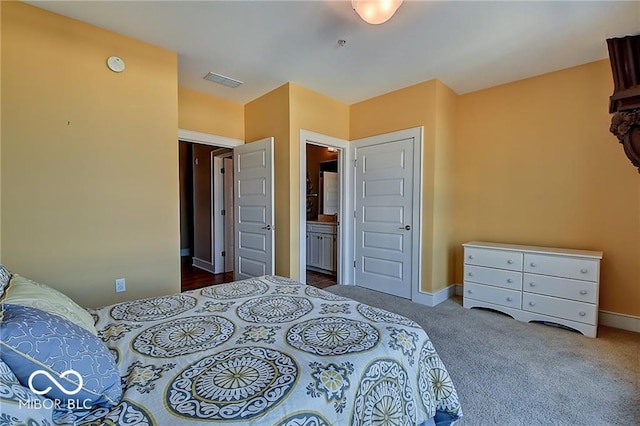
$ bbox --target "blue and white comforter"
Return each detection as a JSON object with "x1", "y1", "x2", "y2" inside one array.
[{"x1": 70, "y1": 275, "x2": 462, "y2": 425}]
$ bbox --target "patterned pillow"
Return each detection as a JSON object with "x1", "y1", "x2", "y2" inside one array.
[
  {"x1": 3, "y1": 274, "x2": 97, "y2": 336},
  {"x1": 0, "y1": 304, "x2": 122, "y2": 410},
  {"x1": 0, "y1": 264, "x2": 11, "y2": 299},
  {"x1": 0, "y1": 357, "x2": 55, "y2": 425},
  {"x1": 0, "y1": 264, "x2": 12, "y2": 322}
]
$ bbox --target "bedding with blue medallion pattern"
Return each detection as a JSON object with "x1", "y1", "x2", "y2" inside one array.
[{"x1": 2, "y1": 275, "x2": 462, "y2": 425}]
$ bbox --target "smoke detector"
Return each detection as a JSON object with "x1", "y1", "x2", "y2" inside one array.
[{"x1": 203, "y1": 72, "x2": 243, "y2": 88}]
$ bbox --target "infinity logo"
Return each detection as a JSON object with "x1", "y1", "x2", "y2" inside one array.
[{"x1": 28, "y1": 370, "x2": 84, "y2": 396}]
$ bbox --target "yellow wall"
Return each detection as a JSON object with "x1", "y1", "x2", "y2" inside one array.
[
  {"x1": 289, "y1": 83, "x2": 349, "y2": 278},
  {"x1": 244, "y1": 83, "x2": 349, "y2": 279},
  {"x1": 1, "y1": 2, "x2": 180, "y2": 308},
  {"x1": 350, "y1": 80, "x2": 457, "y2": 294},
  {"x1": 454, "y1": 60, "x2": 640, "y2": 317},
  {"x1": 289, "y1": 83, "x2": 350, "y2": 140},
  {"x1": 178, "y1": 86, "x2": 244, "y2": 140},
  {"x1": 432, "y1": 81, "x2": 458, "y2": 292},
  {"x1": 244, "y1": 84, "x2": 291, "y2": 276}
]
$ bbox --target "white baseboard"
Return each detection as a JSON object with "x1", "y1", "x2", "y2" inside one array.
[
  {"x1": 412, "y1": 285, "x2": 457, "y2": 307},
  {"x1": 455, "y1": 283, "x2": 463, "y2": 296},
  {"x1": 599, "y1": 310, "x2": 640, "y2": 334},
  {"x1": 455, "y1": 283, "x2": 639, "y2": 334},
  {"x1": 192, "y1": 257, "x2": 215, "y2": 273}
]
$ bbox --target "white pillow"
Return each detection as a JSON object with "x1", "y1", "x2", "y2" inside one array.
[{"x1": 2, "y1": 274, "x2": 97, "y2": 336}]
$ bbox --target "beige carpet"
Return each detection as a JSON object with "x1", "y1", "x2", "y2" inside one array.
[{"x1": 325, "y1": 285, "x2": 640, "y2": 425}]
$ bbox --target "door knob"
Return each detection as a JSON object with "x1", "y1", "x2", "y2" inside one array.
[
  {"x1": 261, "y1": 224, "x2": 272, "y2": 230},
  {"x1": 399, "y1": 225, "x2": 411, "y2": 230}
]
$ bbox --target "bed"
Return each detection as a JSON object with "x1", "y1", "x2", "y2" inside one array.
[{"x1": 1, "y1": 272, "x2": 462, "y2": 425}]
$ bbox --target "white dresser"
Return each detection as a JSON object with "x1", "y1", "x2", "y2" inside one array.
[{"x1": 462, "y1": 241, "x2": 603, "y2": 337}]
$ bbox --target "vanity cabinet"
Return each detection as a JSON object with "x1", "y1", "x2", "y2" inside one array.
[
  {"x1": 462, "y1": 241, "x2": 603, "y2": 337},
  {"x1": 307, "y1": 223, "x2": 337, "y2": 274}
]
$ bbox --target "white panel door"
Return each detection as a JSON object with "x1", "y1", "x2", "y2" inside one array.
[
  {"x1": 354, "y1": 137, "x2": 415, "y2": 298},
  {"x1": 233, "y1": 138, "x2": 274, "y2": 280},
  {"x1": 223, "y1": 157, "x2": 234, "y2": 273}
]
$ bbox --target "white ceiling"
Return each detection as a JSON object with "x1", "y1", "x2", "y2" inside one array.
[{"x1": 27, "y1": 1, "x2": 640, "y2": 105}]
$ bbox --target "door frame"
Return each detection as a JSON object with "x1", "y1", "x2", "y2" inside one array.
[
  {"x1": 298, "y1": 130, "x2": 352, "y2": 285},
  {"x1": 212, "y1": 152, "x2": 233, "y2": 274},
  {"x1": 350, "y1": 127, "x2": 424, "y2": 300},
  {"x1": 178, "y1": 129, "x2": 243, "y2": 273},
  {"x1": 178, "y1": 129, "x2": 243, "y2": 149}
]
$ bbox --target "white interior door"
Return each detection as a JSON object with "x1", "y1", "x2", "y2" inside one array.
[
  {"x1": 233, "y1": 137, "x2": 274, "y2": 280},
  {"x1": 223, "y1": 157, "x2": 234, "y2": 273},
  {"x1": 353, "y1": 134, "x2": 417, "y2": 299},
  {"x1": 213, "y1": 155, "x2": 225, "y2": 274}
]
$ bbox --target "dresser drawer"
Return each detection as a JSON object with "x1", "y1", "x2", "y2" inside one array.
[
  {"x1": 522, "y1": 293, "x2": 597, "y2": 325},
  {"x1": 465, "y1": 247, "x2": 522, "y2": 271},
  {"x1": 523, "y1": 273, "x2": 598, "y2": 304},
  {"x1": 464, "y1": 282, "x2": 522, "y2": 309},
  {"x1": 523, "y1": 253, "x2": 598, "y2": 282},
  {"x1": 464, "y1": 265, "x2": 522, "y2": 290}
]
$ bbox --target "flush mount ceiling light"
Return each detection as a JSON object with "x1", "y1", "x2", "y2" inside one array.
[
  {"x1": 352, "y1": 0, "x2": 403, "y2": 25},
  {"x1": 203, "y1": 72, "x2": 242, "y2": 88}
]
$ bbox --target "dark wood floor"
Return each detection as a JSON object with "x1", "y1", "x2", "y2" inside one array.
[
  {"x1": 305, "y1": 270, "x2": 337, "y2": 289},
  {"x1": 181, "y1": 257, "x2": 337, "y2": 291},
  {"x1": 181, "y1": 258, "x2": 234, "y2": 292}
]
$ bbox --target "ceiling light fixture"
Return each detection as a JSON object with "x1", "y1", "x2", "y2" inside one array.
[{"x1": 352, "y1": 0, "x2": 403, "y2": 25}]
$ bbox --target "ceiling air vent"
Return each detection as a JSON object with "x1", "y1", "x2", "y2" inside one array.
[{"x1": 203, "y1": 72, "x2": 242, "y2": 88}]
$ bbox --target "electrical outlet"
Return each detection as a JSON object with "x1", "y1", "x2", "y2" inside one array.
[{"x1": 115, "y1": 278, "x2": 126, "y2": 293}]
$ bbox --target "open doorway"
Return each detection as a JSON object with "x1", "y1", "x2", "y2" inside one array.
[
  {"x1": 305, "y1": 144, "x2": 339, "y2": 288},
  {"x1": 299, "y1": 130, "x2": 351, "y2": 286},
  {"x1": 179, "y1": 141, "x2": 234, "y2": 291}
]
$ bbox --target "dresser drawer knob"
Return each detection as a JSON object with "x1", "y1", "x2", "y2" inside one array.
[
  {"x1": 529, "y1": 282, "x2": 536, "y2": 287},
  {"x1": 579, "y1": 290, "x2": 588, "y2": 295},
  {"x1": 507, "y1": 259, "x2": 514, "y2": 264},
  {"x1": 468, "y1": 272, "x2": 474, "y2": 277},
  {"x1": 579, "y1": 311, "x2": 586, "y2": 317},
  {"x1": 506, "y1": 297, "x2": 513, "y2": 302},
  {"x1": 530, "y1": 262, "x2": 537, "y2": 267},
  {"x1": 468, "y1": 255, "x2": 474, "y2": 260},
  {"x1": 580, "y1": 268, "x2": 588, "y2": 274},
  {"x1": 467, "y1": 289, "x2": 473, "y2": 294},
  {"x1": 529, "y1": 301, "x2": 536, "y2": 307},
  {"x1": 507, "y1": 278, "x2": 513, "y2": 283}
]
